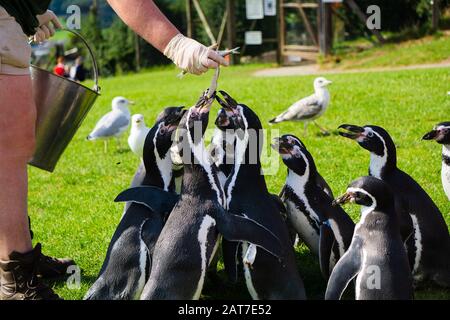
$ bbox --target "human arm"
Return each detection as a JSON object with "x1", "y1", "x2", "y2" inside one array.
[{"x1": 107, "y1": 0, "x2": 228, "y2": 75}]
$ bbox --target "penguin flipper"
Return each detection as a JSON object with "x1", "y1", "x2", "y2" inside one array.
[
  {"x1": 270, "y1": 193, "x2": 287, "y2": 213},
  {"x1": 319, "y1": 222, "x2": 335, "y2": 280},
  {"x1": 325, "y1": 236, "x2": 363, "y2": 300},
  {"x1": 212, "y1": 208, "x2": 284, "y2": 260},
  {"x1": 222, "y1": 239, "x2": 240, "y2": 283},
  {"x1": 115, "y1": 186, "x2": 179, "y2": 216}
]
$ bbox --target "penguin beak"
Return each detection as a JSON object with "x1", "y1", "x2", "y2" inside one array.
[
  {"x1": 195, "y1": 91, "x2": 216, "y2": 113},
  {"x1": 218, "y1": 90, "x2": 238, "y2": 109},
  {"x1": 422, "y1": 130, "x2": 438, "y2": 141},
  {"x1": 332, "y1": 192, "x2": 354, "y2": 206},
  {"x1": 338, "y1": 124, "x2": 365, "y2": 140}
]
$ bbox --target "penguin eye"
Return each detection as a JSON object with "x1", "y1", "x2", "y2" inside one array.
[{"x1": 367, "y1": 131, "x2": 374, "y2": 138}]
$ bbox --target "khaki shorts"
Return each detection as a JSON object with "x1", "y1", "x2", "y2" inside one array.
[{"x1": 0, "y1": 6, "x2": 31, "y2": 75}]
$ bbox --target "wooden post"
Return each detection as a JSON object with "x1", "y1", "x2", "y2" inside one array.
[
  {"x1": 278, "y1": 0, "x2": 286, "y2": 65},
  {"x1": 186, "y1": 0, "x2": 193, "y2": 38},
  {"x1": 192, "y1": 0, "x2": 216, "y2": 44},
  {"x1": 432, "y1": 0, "x2": 440, "y2": 30},
  {"x1": 217, "y1": 8, "x2": 229, "y2": 48},
  {"x1": 226, "y1": 0, "x2": 237, "y2": 64},
  {"x1": 296, "y1": 0, "x2": 318, "y2": 47},
  {"x1": 135, "y1": 34, "x2": 141, "y2": 71},
  {"x1": 318, "y1": 1, "x2": 332, "y2": 56}
]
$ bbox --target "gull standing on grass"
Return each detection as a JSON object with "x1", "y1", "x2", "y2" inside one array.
[
  {"x1": 128, "y1": 114, "x2": 150, "y2": 158},
  {"x1": 87, "y1": 96, "x2": 134, "y2": 152},
  {"x1": 269, "y1": 77, "x2": 332, "y2": 135}
]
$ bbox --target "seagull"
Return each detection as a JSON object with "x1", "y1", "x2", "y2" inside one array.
[
  {"x1": 128, "y1": 114, "x2": 150, "y2": 158},
  {"x1": 87, "y1": 96, "x2": 134, "y2": 152},
  {"x1": 269, "y1": 77, "x2": 332, "y2": 135}
]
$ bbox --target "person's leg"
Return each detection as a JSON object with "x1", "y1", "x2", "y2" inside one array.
[{"x1": 0, "y1": 74, "x2": 36, "y2": 259}]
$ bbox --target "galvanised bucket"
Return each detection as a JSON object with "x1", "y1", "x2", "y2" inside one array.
[{"x1": 29, "y1": 29, "x2": 100, "y2": 172}]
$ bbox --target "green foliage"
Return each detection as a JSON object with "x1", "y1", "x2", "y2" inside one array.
[{"x1": 29, "y1": 65, "x2": 450, "y2": 300}]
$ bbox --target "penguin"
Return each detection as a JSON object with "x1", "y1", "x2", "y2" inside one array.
[
  {"x1": 422, "y1": 122, "x2": 450, "y2": 201},
  {"x1": 215, "y1": 90, "x2": 306, "y2": 300},
  {"x1": 84, "y1": 107, "x2": 186, "y2": 300},
  {"x1": 326, "y1": 176, "x2": 413, "y2": 300},
  {"x1": 271, "y1": 134, "x2": 355, "y2": 279},
  {"x1": 139, "y1": 91, "x2": 284, "y2": 300},
  {"x1": 339, "y1": 124, "x2": 450, "y2": 287}
]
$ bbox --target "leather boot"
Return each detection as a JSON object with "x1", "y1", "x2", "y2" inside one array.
[{"x1": 0, "y1": 243, "x2": 61, "y2": 300}]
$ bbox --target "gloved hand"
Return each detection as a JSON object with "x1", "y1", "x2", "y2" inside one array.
[
  {"x1": 33, "y1": 10, "x2": 62, "y2": 43},
  {"x1": 164, "y1": 34, "x2": 229, "y2": 75}
]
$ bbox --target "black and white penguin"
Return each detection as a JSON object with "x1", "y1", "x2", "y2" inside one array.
[
  {"x1": 140, "y1": 91, "x2": 284, "y2": 300},
  {"x1": 423, "y1": 122, "x2": 450, "y2": 201},
  {"x1": 339, "y1": 124, "x2": 450, "y2": 287},
  {"x1": 272, "y1": 134, "x2": 355, "y2": 279},
  {"x1": 84, "y1": 107, "x2": 185, "y2": 300},
  {"x1": 325, "y1": 176, "x2": 414, "y2": 300},
  {"x1": 215, "y1": 90, "x2": 306, "y2": 300}
]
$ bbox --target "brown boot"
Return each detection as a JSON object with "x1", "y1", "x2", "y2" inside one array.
[
  {"x1": 0, "y1": 243, "x2": 61, "y2": 300},
  {"x1": 38, "y1": 252, "x2": 76, "y2": 279}
]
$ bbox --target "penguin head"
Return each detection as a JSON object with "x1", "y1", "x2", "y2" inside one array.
[
  {"x1": 338, "y1": 124, "x2": 396, "y2": 158},
  {"x1": 215, "y1": 91, "x2": 264, "y2": 162},
  {"x1": 313, "y1": 77, "x2": 332, "y2": 90},
  {"x1": 423, "y1": 122, "x2": 450, "y2": 145},
  {"x1": 143, "y1": 106, "x2": 186, "y2": 169},
  {"x1": 111, "y1": 96, "x2": 134, "y2": 112},
  {"x1": 271, "y1": 134, "x2": 316, "y2": 177},
  {"x1": 215, "y1": 91, "x2": 262, "y2": 132},
  {"x1": 183, "y1": 91, "x2": 216, "y2": 143},
  {"x1": 333, "y1": 176, "x2": 394, "y2": 213}
]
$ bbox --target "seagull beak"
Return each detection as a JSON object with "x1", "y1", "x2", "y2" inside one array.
[
  {"x1": 422, "y1": 130, "x2": 438, "y2": 141},
  {"x1": 338, "y1": 124, "x2": 365, "y2": 140},
  {"x1": 128, "y1": 101, "x2": 135, "y2": 105},
  {"x1": 332, "y1": 192, "x2": 354, "y2": 206},
  {"x1": 324, "y1": 80, "x2": 332, "y2": 86}
]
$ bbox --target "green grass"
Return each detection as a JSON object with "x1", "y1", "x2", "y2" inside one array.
[
  {"x1": 28, "y1": 64, "x2": 450, "y2": 300},
  {"x1": 322, "y1": 33, "x2": 450, "y2": 70}
]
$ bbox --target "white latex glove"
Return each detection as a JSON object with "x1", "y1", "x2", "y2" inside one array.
[
  {"x1": 33, "y1": 10, "x2": 62, "y2": 43},
  {"x1": 164, "y1": 34, "x2": 229, "y2": 75}
]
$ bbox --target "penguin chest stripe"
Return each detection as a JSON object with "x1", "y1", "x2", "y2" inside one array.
[
  {"x1": 193, "y1": 215, "x2": 218, "y2": 299},
  {"x1": 410, "y1": 214, "x2": 422, "y2": 274},
  {"x1": 285, "y1": 187, "x2": 320, "y2": 232}
]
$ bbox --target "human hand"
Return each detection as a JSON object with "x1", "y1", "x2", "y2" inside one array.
[
  {"x1": 164, "y1": 34, "x2": 229, "y2": 75},
  {"x1": 33, "y1": 10, "x2": 62, "y2": 43}
]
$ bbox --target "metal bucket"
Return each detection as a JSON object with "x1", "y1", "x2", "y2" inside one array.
[{"x1": 29, "y1": 29, "x2": 100, "y2": 172}]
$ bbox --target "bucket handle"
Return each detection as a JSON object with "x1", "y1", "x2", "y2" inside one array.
[{"x1": 64, "y1": 28, "x2": 101, "y2": 93}]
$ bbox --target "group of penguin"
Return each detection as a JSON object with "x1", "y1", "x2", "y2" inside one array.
[{"x1": 84, "y1": 85, "x2": 450, "y2": 300}]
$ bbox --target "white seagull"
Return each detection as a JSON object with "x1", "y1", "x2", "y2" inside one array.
[
  {"x1": 128, "y1": 114, "x2": 150, "y2": 158},
  {"x1": 87, "y1": 96, "x2": 134, "y2": 151},
  {"x1": 269, "y1": 77, "x2": 332, "y2": 135}
]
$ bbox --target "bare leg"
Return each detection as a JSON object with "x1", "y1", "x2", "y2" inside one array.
[
  {"x1": 0, "y1": 75, "x2": 36, "y2": 259},
  {"x1": 313, "y1": 121, "x2": 330, "y2": 135},
  {"x1": 104, "y1": 140, "x2": 108, "y2": 153},
  {"x1": 303, "y1": 122, "x2": 308, "y2": 136}
]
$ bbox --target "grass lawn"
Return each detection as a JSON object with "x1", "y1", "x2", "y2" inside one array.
[
  {"x1": 322, "y1": 33, "x2": 450, "y2": 70},
  {"x1": 28, "y1": 64, "x2": 450, "y2": 300}
]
